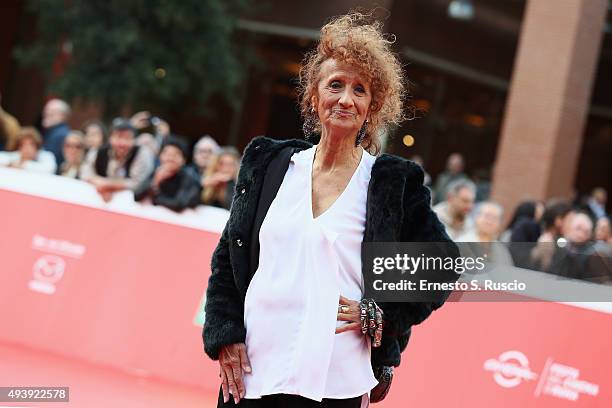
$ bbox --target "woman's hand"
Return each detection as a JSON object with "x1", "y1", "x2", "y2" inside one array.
[
  {"x1": 336, "y1": 295, "x2": 361, "y2": 333},
  {"x1": 152, "y1": 165, "x2": 175, "y2": 188},
  {"x1": 7, "y1": 161, "x2": 23, "y2": 169},
  {"x1": 203, "y1": 173, "x2": 234, "y2": 188},
  {"x1": 218, "y1": 342, "x2": 251, "y2": 404},
  {"x1": 202, "y1": 173, "x2": 223, "y2": 188},
  {"x1": 337, "y1": 296, "x2": 384, "y2": 347},
  {"x1": 130, "y1": 111, "x2": 151, "y2": 130}
]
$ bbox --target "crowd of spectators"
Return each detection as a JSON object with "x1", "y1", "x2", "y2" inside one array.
[
  {"x1": 429, "y1": 152, "x2": 611, "y2": 284},
  {"x1": 0, "y1": 97, "x2": 239, "y2": 213},
  {"x1": 1, "y1": 98, "x2": 610, "y2": 284}
]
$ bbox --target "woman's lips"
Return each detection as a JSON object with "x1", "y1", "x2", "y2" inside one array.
[{"x1": 331, "y1": 109, "x2": 356, "y2": 118}]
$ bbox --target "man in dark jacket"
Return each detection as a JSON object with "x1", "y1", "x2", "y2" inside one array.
[{"x1": 135, "y1": 137, "x2": 201, "y2": 212}]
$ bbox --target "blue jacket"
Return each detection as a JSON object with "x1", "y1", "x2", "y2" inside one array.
[{"x1": 43, "y1": 123, "x2": 70, "y2": 165}]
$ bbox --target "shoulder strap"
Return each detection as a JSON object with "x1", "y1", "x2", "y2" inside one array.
[{"x1": 249, "y1": 146, "x2": 296, "y2": 279}]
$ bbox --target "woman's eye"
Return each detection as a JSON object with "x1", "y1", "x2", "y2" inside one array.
[
  {"x1": 329, "y1": 80, "x2": 342, "y2": 89},
  {"x1": 355, "y1": 86, "x2": 366, "y2": 94}
]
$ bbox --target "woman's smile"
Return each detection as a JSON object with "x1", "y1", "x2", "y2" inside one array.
[{"x1": 331, "y1": 108, "x2": 357, "y2": 119}]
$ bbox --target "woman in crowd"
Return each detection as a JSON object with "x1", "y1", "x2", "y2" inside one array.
[
  {"x1": 57, "y1": 130, "x2": 85, "y2": 178},
  {"x1": 499, "y1": 200, "x2": 544, "y2": 243},
  {"x1": 201, "y1": 146, "x2": 240, "y2": 210},
  {"x1": 0, "y1": 127, "x2": 56, "y2": 174},
  {"x1": 81, "y1": 120, "x2": 107, "y2": 152},
  {"x1": 189, "y1": 135, "x2": 221, "y2": 179},
  {"x1": 203, "y1": 13, "x2": 458, "y2": 408},
  {"x1": 527, "y1": 200, "x2": 574, "y2": 271},
  {"x1": 595, "y1": 216, "x2": 611, "y2": 242}
]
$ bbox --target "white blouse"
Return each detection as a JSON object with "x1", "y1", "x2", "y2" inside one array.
[{"x1": 243, "y1": 145, "x2": 378, "y2": 405}]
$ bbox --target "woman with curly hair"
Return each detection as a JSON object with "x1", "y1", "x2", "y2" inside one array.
[
  {"x1": 203, "y1": 12, "x2": 457, "y2": 408},
  {"x1": 201, "y1": 147, "x2": 241, "y2": 210}
]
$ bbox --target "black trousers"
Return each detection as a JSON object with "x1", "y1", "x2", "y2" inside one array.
[{"x1": 217, "y1": 389, "x2": 363, "y2": 408}]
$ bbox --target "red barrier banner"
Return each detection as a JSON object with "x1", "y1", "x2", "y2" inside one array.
[
  {"x1": 381, "y1": 301, "x2": 611, "y2": 407},
  {"x1": 1, "y1": 168, "x2": 611, "y2": 407},
  {"x1": 0, "y1": 168, "x2": 227, "y2": 391}
]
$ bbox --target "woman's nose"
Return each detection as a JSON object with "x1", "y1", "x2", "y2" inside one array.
[{"x1": 338, "y1": 89, "x2": 354, "y2": 107}]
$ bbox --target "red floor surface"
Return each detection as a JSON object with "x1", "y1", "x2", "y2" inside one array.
[{"x1": 0, "y1": 341, "x2": 218, "y2": 408}]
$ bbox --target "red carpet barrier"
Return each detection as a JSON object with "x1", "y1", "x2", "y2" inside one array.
[
  {"x1": 1, "y1": 168, "x2": 610, "y2": 407},
  {"x1": 381, "y1": 301, "x2": 611, "y2": 407},
  {"x1": 0, "y1": 169, "x2": 226, "y2": 392}
]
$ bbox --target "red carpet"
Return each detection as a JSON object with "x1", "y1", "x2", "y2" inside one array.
[{"x1": 0, "y1": 341, "x2": 218, "y2": 408}]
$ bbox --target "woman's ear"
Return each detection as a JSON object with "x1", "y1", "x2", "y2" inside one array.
[{"x1": 310, "y1": 95, "x2": 318, "y2": 113}]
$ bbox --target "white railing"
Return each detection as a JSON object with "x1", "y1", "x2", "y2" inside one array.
[{"x1": 0, "y1": 167, "x2": 229, "y2": 233}]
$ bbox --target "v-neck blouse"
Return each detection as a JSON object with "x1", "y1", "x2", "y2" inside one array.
[{"x1": 242, "y1": 145, "x2": 378, "y2": 403}]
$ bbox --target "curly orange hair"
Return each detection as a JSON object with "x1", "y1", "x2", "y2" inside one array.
[{"x1": 298, "y1": 12, "x2": 407, "y2": 153}]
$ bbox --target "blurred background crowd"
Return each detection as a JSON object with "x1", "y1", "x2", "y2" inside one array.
[
  {"x1": 427, "y1": 153, "x2": 611, "y2": 283},
  {"x1": 0, "y1": 99, "x2": 241, "y2": 211}
]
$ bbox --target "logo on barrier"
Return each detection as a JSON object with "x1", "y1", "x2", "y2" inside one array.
[
  {"x1": 483, "y1": 350, "x2": 538, "y2": 388},
  {"x1": 32, "y1": 234, "x2": 86, "y2": 259},
  {"x1": 29, "y1": 255, "x2": 66, "y2": 295},
  {"x1": 484, "y1": 350, "x2": 600, "y2": 402},
  {"x1": 537, "y1": 360, "x2": 599, "y2": 402}
]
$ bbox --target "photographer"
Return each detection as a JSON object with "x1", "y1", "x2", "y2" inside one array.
[{"x1": 130, "y1": 110, "x2": 171, "y2": 155}]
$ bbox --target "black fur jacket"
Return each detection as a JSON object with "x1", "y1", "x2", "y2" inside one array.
[{"x1": 203, "y1": 136, "x2": 457, "y2": 368}]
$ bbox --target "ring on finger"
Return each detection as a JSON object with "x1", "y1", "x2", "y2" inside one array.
[
  {"x1": 360, "y1": 301, "x2": 368, "y2": 334},
  {"x1": 338, "y1": 305, "x2": 350, "y2": 314}
]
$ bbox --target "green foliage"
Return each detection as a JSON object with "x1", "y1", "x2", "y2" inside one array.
[{"x1": 15, "y1": 0, "x2": 253, "y2": 116}]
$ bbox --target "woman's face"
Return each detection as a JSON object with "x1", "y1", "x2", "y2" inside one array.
[
  {"x1": 63, "y1": 135, "x2": 84, "y2": 164},
  {"x1": 194, "y1": 141, "x2": 215, "y2": 169},
  {"x1": 217, "y1": 154, "x2": 238, "y2": 178},
  {"x1": 595, "y1": 217, "x2": 611, "y2": 241},
  {"x1": 84, "y1": 125, "x2": 104, "y2": 150},
  {"x1": 314, "y1": 59, "x2": 372, "y2": 140},
  {"x1": 19, "y1": 138, "x2": 38, "y2": 162},
  {"x1": 159, "y1": 145, "x2": 185, "y2": 173},
  {"x1": 475, "y1": 204, "x2": 502, "y2": 238}
]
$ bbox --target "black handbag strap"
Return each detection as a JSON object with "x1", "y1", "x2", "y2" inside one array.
[{"x1": 249, "y1": 146, "x2": 296, "y2": 279}]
